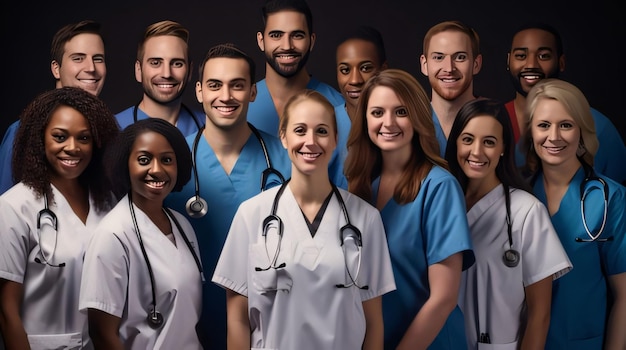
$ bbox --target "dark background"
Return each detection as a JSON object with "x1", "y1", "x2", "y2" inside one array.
[{"x1": 1, "y1": 0, "x2": 624, "y2": 141}]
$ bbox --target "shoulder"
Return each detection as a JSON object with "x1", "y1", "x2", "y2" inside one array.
[
  {"x1": 307, "y1": 78, "x2": 344, "y2": 106},
  {"x1": 425, "y1": 165, "x2": 460, "y2": 186},
  {"x1": 114, "y1": 106, "x2": 134, "y2": 129},
  {"x1": 1, "y1": 183, "x2": 36, "y2": 204}
]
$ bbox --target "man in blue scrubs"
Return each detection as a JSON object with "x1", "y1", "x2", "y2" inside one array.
[{"x1": 164, "y1": 43, "x2": 291, "y2": 350}]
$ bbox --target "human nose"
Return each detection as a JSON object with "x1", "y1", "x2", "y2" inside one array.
[
  {"x1": 304, "y1": 130, "x2": 317, "y2": 145},
  {"x1": 220, "y1": 86, "x2": 231, "y2": 101},
  {"x1": 470, "y1": 141, "x2": 482, "y2": 156},
  {"x1": 84, "y1": 58, "x2": 96, "y2": 72},
  {"x1": 160, "y1": 63, "x2": 172, "y2": 78},
  {"x1": 64, "y1": 137, "x2": 79, "y2": 152},
  {"x1": 280, "y1": 35, "x2": 294, "y2": 50},
  {"x1": 442, "y1": 55, "x2": 455, "y2": 72},
  {"x1": 348, "y1": 69, "x2": 364, "y2": 85},
  {"x1": 548, "y1": 125, "x2": 561, "y2": 141},
  {"x1": 150, "y1": 159, "x2": 164, "y2": 174}
]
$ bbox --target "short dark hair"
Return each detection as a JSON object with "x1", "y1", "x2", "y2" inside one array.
[
  {"x1": 198, "y1": 43, "x2": 256, "y2": 84},
  {"x1": 261, "y1": 0, "x2": 313, "y2": 34},
  {"x1": 445, "y1": 98, "x2": 530, "y2": 193},
  {"x1": 50, "y1": 20, "x2": 104, "y2": 66},
  {"x1": 338, "y1": 25, "x2": 387, "y2": 65},
  {"x1": 510, "y1": 21, "x2": 563, "y2": 57},
  {"x1": 107, "y1": 118, "x2": 192, "y2": 200}
]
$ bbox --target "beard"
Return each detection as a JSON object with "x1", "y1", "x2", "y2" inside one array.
[
  {"x1": 508, "y1": 66, "x2": 560, "y2": 97},
  {"x1": 265, "y1": 49, "x2": 311, "y2": 78}
]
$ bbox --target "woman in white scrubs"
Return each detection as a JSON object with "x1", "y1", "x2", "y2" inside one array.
[
  {"x1": 213, "y1": 90, "x2": 396, "y2": 350},
  {"x1": 344, "y1": 69, "x2": 475, "y2": 350},
  {"x1": 522, "y1": 79, "x2": 626, "y2": 350},
  {"x1": 79, "y1": 118, "x2": 204, "y2": 349},
  {"x1": 444, "y1": 98, "x2": 572, "y2": 349},
  {"x1": 0, "y1": 87, "x2": 119, "y2": 349}
]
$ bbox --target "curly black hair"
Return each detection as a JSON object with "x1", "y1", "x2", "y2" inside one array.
[{"x1": 12, "y1": 86, "x2": 120, "y2": 212}]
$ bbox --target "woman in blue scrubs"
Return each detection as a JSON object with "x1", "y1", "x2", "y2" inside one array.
[
  {"x1": 522, "y1": 78, "x2": 626, "y2": 349},
  {"x1": 345, "y1": 69, "x2": 475, "y2": 349}
]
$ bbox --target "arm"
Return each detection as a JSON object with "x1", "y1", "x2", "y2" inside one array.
[
  {"x1": 604, "y1": 272, "x2": 626, "y2": 350},
  {"x1": 520, "y1": 276, "x2": 552, "y2": 350},
  {"x1": 87, "y1": 308, "x2": 123, "y2": 350},
  {"x1": 226, "y1": 289, "x2": 250, "y2": 350},
  {"x1": 396, "y1": 252, "x2": 462, "y2": 350},
  {"x1": 362, "y1": 296, "x2": 383, "y2": 350},
  {"x1": 0, "y1": 279, "x2": 29, "y2": 350}
]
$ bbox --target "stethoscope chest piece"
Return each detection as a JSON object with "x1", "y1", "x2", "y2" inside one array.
[
  {"x1": 502, "y1": 249, "x2": 520, "y2": 268},
  {"x1": 147, "y1": 308, "x2": 164, "y2": 329},
  {"x1": 186, "y1": 196, "x2": 208, "y2": 218}
]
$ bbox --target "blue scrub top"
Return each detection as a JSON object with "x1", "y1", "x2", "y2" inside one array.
[
  {"x1": 163, "y1": 128, "x2": 291, "y2": 349},
  {"x1": 431, "y1": 109, "x2": 447, "y2": 158},
  {"x1": 0, "y1": 120, "x2": 19, "y2": 194},
  {"x1": 115, "y1": 104, "x2": 205, "y2": 136},
  {"x1": 375, "y1": 165, "x2": 475, "y2": 349},
  {"x1": 533, "y1": 167, "x2": 626, "y2": 349}
]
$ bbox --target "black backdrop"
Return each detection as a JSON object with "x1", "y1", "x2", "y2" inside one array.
[{"x1": 1, "y1": 0, "x2": 624, "y2": 141}]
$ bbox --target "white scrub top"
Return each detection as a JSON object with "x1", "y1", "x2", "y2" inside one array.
[
  {"x1": 79, "y1": 195, "x2": 203, "y2": 350},
  {"x1": 458, "y1": 185, "x2": 572, "y2": 349},
  {"x1": 213, "y1": 184, "x2": 396, "y2": 350},
  {"x1": 0, "y1": 183, "x2": 106, "y2": 350}
]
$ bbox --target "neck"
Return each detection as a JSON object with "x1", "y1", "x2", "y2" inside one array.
[
  {"x1": 541, "y1": 158, "x2": 581, "y2": 188},
  {"x1": 139, "y1": 97, "x2": 183, "y2": 125},
  {"x1": 345, "y1": 103, "x2": 357, "y2": 123},
  {"x1": 465, "y1": 177, "x2": 501, "y2": 210},
  {"x1": 265, "y1": 66, "x2": 310, "y2": 91},
  {"x1": 431, "y1": 90, "x2": 476, "y2": 138},
  {"x1": 203, "y1": 119, "x2": 251, "y2": 155},
  {"x1": 289, "y1": 172, "x2": 332, "y2": 205},
  {"x1": 381, "y1": 146, "x2": 411, "y2": 175}
]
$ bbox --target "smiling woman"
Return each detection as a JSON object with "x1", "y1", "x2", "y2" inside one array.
[{"x1": 78, "y1": 118, "x2": 205, "y2": 349}]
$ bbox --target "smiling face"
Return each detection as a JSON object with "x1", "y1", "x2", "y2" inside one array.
[
  {"x1": 456, "y1": 115, "x2": 503, "y2": 190},
  {"x1": 135, "y1": 35, "x2": 190, "y2": 105},
  {"x1": 257, "y1": 10, "x2": 315, "y2": 78},
  {"x1": 128, "y1": 131, "x2": 177, "y2": 207},
  {"x1": 336, "y1": 39, "x2": 384, "y2": 113},
  {"x1": 45, "y1": 105, "x2": 93, "y2": 184},
  {"x1": 420, "y1": 30, "x2": 480, "y2": 101},
  {"x1": 52, "y1": 33, "x2": 106, "y2": 96},
  {"x1": 281, "y1": 98, "x2": 336, "y2": 177},
  {"x1": 507, "y1": 28, "x2": 563, "y2": 97},
  {"x1": 530, "y1": 98, "x2": 580, "y2": 169},
  {"x1": 366, "y1": 86, "x2": 414, "y2": 155},
  {"x1": 196, "y1": 57, "x2": 257, "y2": 131}
]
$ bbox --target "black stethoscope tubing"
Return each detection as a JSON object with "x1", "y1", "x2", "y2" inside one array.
[
  {"x1": 128, "y1": 194, "x2": 205, "y2": 329},
  {"x1": 186, "y1": 122, "x2": 285, "y2": 218}
]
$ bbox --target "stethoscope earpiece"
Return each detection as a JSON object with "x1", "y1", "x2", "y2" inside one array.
[
  {"x1": 185, "y1": 196, "x2": 208, "y2": 218},
  {"x1": 502, "y1": 249, "x2": 520, "y2": 268},
  {"x1": 147, "y1": 309, "x2": 164, "y2": 329}
]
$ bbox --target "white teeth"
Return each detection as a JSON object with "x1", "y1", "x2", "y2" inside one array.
[
  {"x1": 157, "y1": 84, "x2": 174, "y2": 88},
  {"x1": 60, "y1": 159, "x2": 79, "y2": 166},
  {"x1": 468, "y1": 160, "x2": 486, "y2": 166},
  {"x1": 79, "y1": 79, "x2": 97, "y2": 83},
  {"x1": 380, "y1": 132, "x2": 400, "y2": 138},
  {"x1": 300, "y1": 152, "x2": 321, "y2": 159},
  {"x1": 146, "y1": 180, "x2": 166, "y2": 188},
  {"x1": 215, "y1": 106, "x2": 236, "y2": 112}
]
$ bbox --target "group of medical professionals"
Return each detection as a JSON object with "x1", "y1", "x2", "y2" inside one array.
[{"x1": 0, "y1": 0, "x2": 625, "y2": 349}]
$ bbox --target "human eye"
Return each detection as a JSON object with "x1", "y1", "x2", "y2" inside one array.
[
  {"x1": 292, "y1": 32, "x2": 306, "y2": 40},
  {"x1": 233, "y1": 81, "x2": 245, "y2": 90},
  {"x1": 293, "y1": 126, "x2": 306, "y2": 135},
  {"x1": 207, "y1": 81, "x2": 222, "y2": 90},
  {"x1": 338, "y1": 65, "x2": 350, "y2": 75},
  {"x1": 536, "y1": 121, "x2": 550, "y2": 129},
  {"x1": 460, "y1": 135, "x2": 473, "y2": 144},
  {"x1": 370, "y1": 108, "x2": 383, "y2": 118},
  {"x1": 137, "y1": 155, "x2": 151, "y2": 166},
  {"x1": 484, "y1": 138, "x2": 496, "y2": 147},
  {"x1": 162, "y1": 155, "x2": 175, "y2": 164},
  {"x1": 538, "y1": 51, "x2": 553, "y2": 61},
  {"x1": 93, "y1": 55, "x2": 105, "y2": 63},
  {"x1": 172, "y1": 60, "x2": 185, "y2": 68},
  {"x1": 560, "y1": 121, "x2": 574, "y2": 129},
  {"x1": 148, "y1": 59, "x2": 160, "y2": 67},
  {"x1": 431, "y1": 53, "x2": 444, "y2": 62},
  {"x1": 78, "y1": 133, "x2": 92, "y2": 143},
  {"x1": 454, "y1": 53, "x2": 468, "y2": 62},
  {"x1": 360, "y1": 64, "x2": 374, "y2": 73},
  {"x1": 71, "y1": 55, "x2": 85, "y2": 63},
  {"x1": 268, "y1": 31, "x2": 282, "y2": 39},
  {"x1": 316, "y1": 126, "x2": 329, "y2": 136},
  {"x1": 52, "y1": 133, "x2": 67, "y2": 142},
  {"x1": 395, "y1": 108, "x2": 408, "y2": 117},
  {"x1": 513, "y1": 50, "x2": 527, "y2": 60}
]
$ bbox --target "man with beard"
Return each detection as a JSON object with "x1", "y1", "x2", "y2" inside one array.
[
  {"x1": 248, "y1": 0, "x2": 346, "y2": 187},
  {"x1": 0, "y1": 20, "x2": 108, "y2": 195},
  {"x1": 420, "y1": 20, "x2": 483, "y2": 156},
  {"x1": 115, "y1": 20, "x2": 204, "y2": 136},
  {"x1": 506, "y1": 22, "x2": 626, "y2": 184},
  {"x1": 248, "y1": 0, "x2": 344, "y2": 136}
]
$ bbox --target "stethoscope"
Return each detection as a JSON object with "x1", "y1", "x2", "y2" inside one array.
[
  {"x1": 502, "y1": 184, "x2": 519, "y2": 268},
  {"x1": 529, "y1": 159, "x2": 612, "y2": 243},
  {"x1": 185, "y1": 122, "x2": 286, "y2": 218},
  {"x1": 576, "y1": 161, "x2": 611, "y2": 242},
  {"x1": 132, "y1": 102, "x2": 202, "y2": 131},
  {"x1": 256, "y1": 179, "x2": 369, "y2": 290},
  {"x1": 128, "y1": 194, "x2": 205, "y2": 329},
  {"x1": 34, "y1": 193, "x2": 66, "y2": 268}
]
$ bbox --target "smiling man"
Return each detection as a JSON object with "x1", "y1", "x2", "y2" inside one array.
[
  {"x1": 420, "y1": 20, "x2": 483, "y2": 156},
  {"x1": 0, "y1": 20, "x2": 108, "y2": 195},
  {"x1": 115, "y1": 20, "x2": 204, "y2": 136}
]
